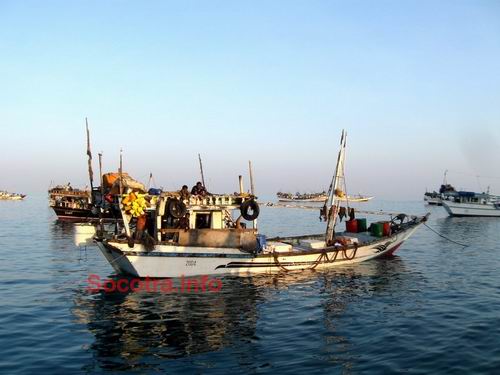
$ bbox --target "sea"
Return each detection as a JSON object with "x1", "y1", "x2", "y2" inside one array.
[{"x1": 1, "y1": 194, "x2": 500, "y2": 374}]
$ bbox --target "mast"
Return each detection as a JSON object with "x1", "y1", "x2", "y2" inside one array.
[
  {"x1": 118, "y1": 148, "x2": 131, "y2": 237},
  {"x1": 198, "y1": 153, "x2": 206, "y2": 187},
  {"x1": 119, "y1": 148, "x2": 123, "y2": 195},
  {"x1": 98, "y1": 152, "x2": 104, "y2": 199},
  {"x1": 325, "y1": 130, "x2": 347, "y2": 244},
  {"x1": 85, "y1": 118, "x2": 94, "y2": 203}
]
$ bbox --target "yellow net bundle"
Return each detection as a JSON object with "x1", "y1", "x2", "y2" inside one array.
[{"x1": 122, "y1": 192, "x2": 148, "y2": 217}]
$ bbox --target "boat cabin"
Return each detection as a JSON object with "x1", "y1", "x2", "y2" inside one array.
[
  {"x1": 132, "y1": 193, "x2": 260, "y2": 252},
  {"x1": 451, "y1": 191, "x2": 489, "y2": 205}
]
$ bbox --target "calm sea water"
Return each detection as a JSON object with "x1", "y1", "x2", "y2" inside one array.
[{"x1": 1, "y1": 195, "x2": 500, "y2": 374}]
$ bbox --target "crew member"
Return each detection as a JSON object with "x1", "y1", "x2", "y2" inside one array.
[
  {"x1": 191, "y1": 181, "x2": 209, "y2": 196},
  {"x1": 179, "y1": 185, "x2": 190, "y2": 200}
]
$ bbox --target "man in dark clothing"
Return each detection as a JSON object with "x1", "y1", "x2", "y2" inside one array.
[{"x1": 191, "y1": 181, "x2": 208, "y2": 196}]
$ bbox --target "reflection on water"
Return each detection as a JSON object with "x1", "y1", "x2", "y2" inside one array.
[{"x1": 71, "y1": 258, "x2": 412, "y2": 372}]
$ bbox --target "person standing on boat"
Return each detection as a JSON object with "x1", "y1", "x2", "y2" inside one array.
[{"x1": 191, "y1": 181, "x2": 209, "y2": 196}]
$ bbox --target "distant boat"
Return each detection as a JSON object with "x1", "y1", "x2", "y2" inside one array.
[
  {"x1": 48, "y1": 185, "x2": 97, "y2": 221},
  {"x1": 424, "y1": 191, "x2": 442, "y2": 206},
  {"x1": 336, "y1": 194, "x2": 374, "y2": 203},
  {"x1": 277, "y1": 191, "x2": 328, "y2": 202},
  {"x1": 442, "y1": 191, "x2": 500, "y2": 217},
  {"x1": 277, "y1": 191, "x2": 373, "y2": 203},
  {"x1": 49, "y1": 173, "x2": 146, "y2": 222},
  {"x1": 424, "y1": 170, "x2": 456, "y2": 206},
  {"x1": 0, "y1": 191, "x2": 26, "y2": 200}
]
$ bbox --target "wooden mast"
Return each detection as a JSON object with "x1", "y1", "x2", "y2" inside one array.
[
  {"x1": 325, "y1": 130, "x2": 347, "y2": 245},
  {"x1": 248, "y1": 160, "x2": 257, "y2": 229},
  {"x1": 98, "y1": 152, "x2": 103, "y2": 197},
  {"x1": 118, "y1": 148, "x2": 131, "y2": 237}
]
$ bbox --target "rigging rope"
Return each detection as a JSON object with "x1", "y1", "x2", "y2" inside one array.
[
  {"x1": 423, "y1": 223, "x2": 469, "y2": 247},
  {"x1": 271, "y1": 244, "x2": 357, "y2": 272}
]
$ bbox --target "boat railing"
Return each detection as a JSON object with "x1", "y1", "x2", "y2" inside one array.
[
  {"x1": 158, "y1": 193, "x2": 255, "y2": 209},
  {"x1": 49, "y1": 189, "x2": 90, "y2": 197}
]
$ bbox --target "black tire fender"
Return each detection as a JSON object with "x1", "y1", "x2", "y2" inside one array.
[
  {"x1": 240, "y1": 199, "x2": 259, "y2": 221},
  {"x1": 168, "y1": 198, "x2": 187, "y2": 218}
]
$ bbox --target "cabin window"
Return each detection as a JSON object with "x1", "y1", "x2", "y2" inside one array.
[{"x1": 195, "y1": 213, "x2": 211, "y2": 229}]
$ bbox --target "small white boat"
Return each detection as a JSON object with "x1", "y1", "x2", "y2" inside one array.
[
  {"x1": 277, "y1": 192, "x2": 373, "y2": 203},
  {"x1": 337, "y1": 194, "x2": 374, "y2": 203},
  {"x1": 442, "y1": 191, "x2": 500, "y2": 217},
  {"x1": 95, "y1": 131, "x2": 428, "y2": 278},
  {"x1": 424, "y1": 193, "x2": 442, "y2": 206},
  {"x1": 277, "y1": 192, "x2": 328, "y2": 202}
]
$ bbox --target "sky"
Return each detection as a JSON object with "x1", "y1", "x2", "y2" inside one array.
[{"x1": 1, "y1": 0, "x2": 500, "y2": 199}]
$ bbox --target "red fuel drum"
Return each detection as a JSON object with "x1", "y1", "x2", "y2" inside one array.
[
  {"x1": 382, "y1": 221, "x2": 391, "y2": 236},
  {"x1": 346, "y1": 219, "x2": 358, "y2": 233}
]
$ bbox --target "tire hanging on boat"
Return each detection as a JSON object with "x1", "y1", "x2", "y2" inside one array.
[
  {"x1": 240, "y1": 199, "x2": 260, "y2": 221},
  {"x1": 168, "y1": 198, "x2": 187, "y2": 219}
]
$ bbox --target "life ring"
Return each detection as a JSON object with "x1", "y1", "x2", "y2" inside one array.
[
  {"x1": 240, "y1": 199, "x2": 259, "y2": 221},
  {"x1": 168, "y1": 198, "x2": 187, "y2": 219}
]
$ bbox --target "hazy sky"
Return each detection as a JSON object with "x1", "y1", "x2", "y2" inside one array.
[{"x1": 1, "y1": 0, "x2": 500, "y2": 199}]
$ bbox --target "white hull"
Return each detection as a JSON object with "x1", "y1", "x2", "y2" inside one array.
[
  {"x1": 278, "y1": 197, "x2": 327, "y2": 202},
  {"x1": 97, "y1": 222, "x2": 423, "y2": 278},
  {"x1": 442, "y1": 201, "x2": 500, "y2": 217},
  {"x1": 278, "y1": 196, "x2": 373, "y2": 203}
]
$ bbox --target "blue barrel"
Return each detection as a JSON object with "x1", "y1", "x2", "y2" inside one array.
[{"x1": 148, "y1": 188, "x2": 162, "y2": 195}]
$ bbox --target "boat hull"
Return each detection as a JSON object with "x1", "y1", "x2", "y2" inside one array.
[
  {"x1": 96, "y1": 221, "x2": 423, "y2": 278},
  {"x1": 51, "y1": 206, "x2": 97, "y2": 221},
  {"x1": 424, "y1": 197, "x2": 442, "y2": 206},
  {"x1": 442, "y1": 201, "x2": 500, "y2": 217},
  {"x1": 51, "y1": 206, "x2": 117, "y2": 222}
]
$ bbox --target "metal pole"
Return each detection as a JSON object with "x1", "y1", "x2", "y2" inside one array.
[
  {"x1": 249, "y1": 160, "x2": 255, "y2": 195},
  {"x1": 98, "y1": 152, "x2": 103, "y2": 196},
  {"x1": 198, "y1": 154, "x2": 206, "y2": 187},
  {"x1": 85, "y1": 118, "x2": 94, "y2": 203},
  {"x1": 239, "y1": 175, "x2": 244, "y2": 194}
]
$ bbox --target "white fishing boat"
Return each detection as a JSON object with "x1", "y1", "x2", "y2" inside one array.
[
  {"x1": 277, "y1": 192, "x2": 373, "y2": 203},
  {"x1": 277, "y1": 191, "x2": 328, "y2": 202},
  {"x1": 96, "y1": 131, "x2": 428, "y2": 278},
  {"x1": 424, "y1": 192, "x2": 442, "y2": 206},
  {"x1": 423, "y1": 170, "x2": 456, "y2": 206},
  {"x1": 442, "y1": 191, "x2": 500, "y2": 217}
]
